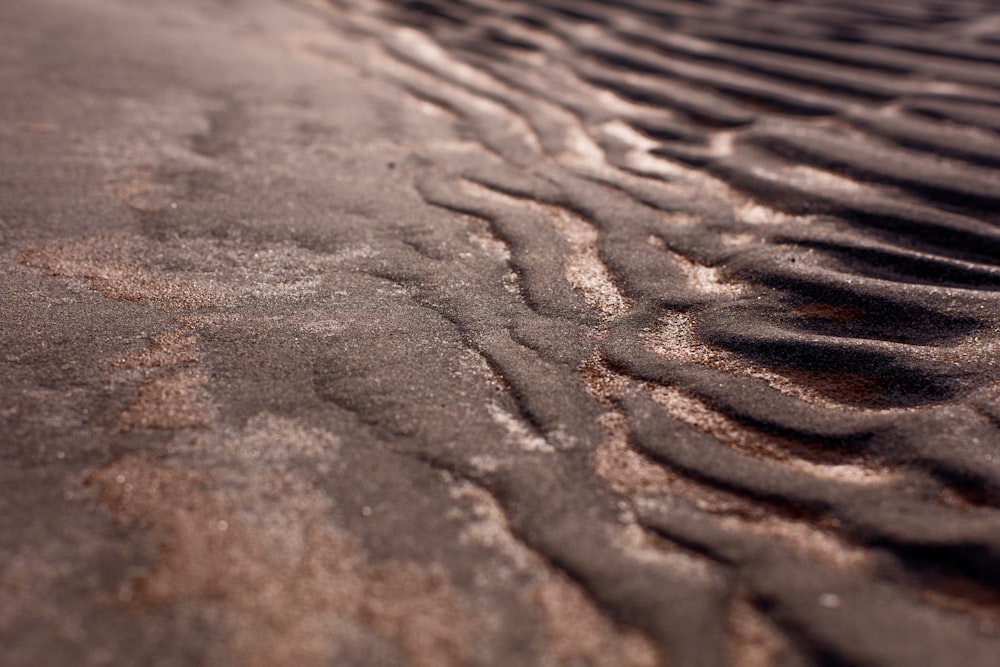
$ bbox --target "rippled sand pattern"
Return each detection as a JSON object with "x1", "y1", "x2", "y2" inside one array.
[{"x1": 5, "y1": 0, "x2": 1000, "y2": 665}]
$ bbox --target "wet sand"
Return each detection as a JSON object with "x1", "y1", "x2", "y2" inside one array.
[{"x1": 3, "y1": 0, "x2": 1000, "y2": 665}]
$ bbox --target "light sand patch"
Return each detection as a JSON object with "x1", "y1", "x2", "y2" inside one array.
[
  {"x1": 737, "y1": 201, "x2": 805, "y2": 226},
  {"x1": 597, "y1": 120, "x2": 661, "y2": 152},
  {"x1": 592, "y1": 411, "x2": 679, "y2": 499},
  {"x1": 543, "y1": 205, "x2": 630, "y2": 321},
  {"x1": 404, "y1": 90, "x2": 462, "y2": 120},
  {"x1": 728, "y1": 597, "x2": 787, "y2": 667},
  {"x1": 486, "y1": 402, "x2": 554, "y2": 453},
  {"x1": 19, "y1": 236, "x2": 219, "y2": 310},
  {"x1": 450, "y1": 481, "x2": 533, "y2": 572},
  {"x1": 19, "y1": 234, "x2": 342, "y2": 313},
  {"x1": 623, "y1": 149, "x2": 737, "y2": 203},
  {"x1": 465, "y1": 215, "x2": 512, "y2": 262},
  {"x1": 749, "y1": 165, "x2": 882, "y2": 200},
  {"x1": 624, "y1": 149, "x2": 691, "y2": 179},
  {"x1": 458, "y1": 178, "x2": 530, "y2": 208},
  {"x1": 640, "y1": 311, "x2": 707, "y2": 363},
  {"x1": 562, "y1": 122, "x2": 608, "y2": 170},
  {"x1": 392, "y1": 27, "x2": 508, "y2": 95},
  {"x1": 456, "y1": 346, "x2": 510, "y2": 392},
  {"x1": 114, "y1": 329, "x2": 200, "y2": 370},
  {"x1": 715, "y1": 511, "x2": 867, "y2": 568},
  {"x1": 110, "y1": 321, "x2": 213, "y2": 432},
  {"x1": 659, "y1": 248, "x2": 742, "y2": 297},
  {"x1": 578, "y1": 353, "x2": 632, "y2": 408},
  {"x1": 710, "y1": 131, "x2": 735, "y2": 157},
  {"x1": 116, "y1": 371, "x2": 214, "y2": 431},
  {"x1": 179, "y1": 413, "x2": 341, "y2": 469}
]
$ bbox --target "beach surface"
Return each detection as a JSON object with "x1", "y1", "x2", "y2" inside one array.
[{"x1": 3, "y1": 0, "x2": 1000, "y2": 665}]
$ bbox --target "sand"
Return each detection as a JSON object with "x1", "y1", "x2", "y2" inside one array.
[{"x1": 3, "y1": 0, "x2": 1000, "y2": 665}]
